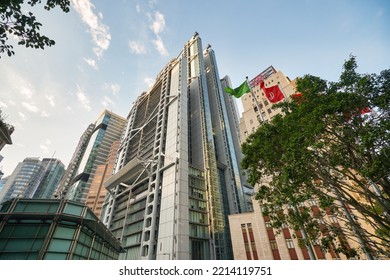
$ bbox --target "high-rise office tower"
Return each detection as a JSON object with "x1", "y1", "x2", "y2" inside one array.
[
  {"x1": 32, "y1": 158, "x2": 65, "y2": 199},
  {"x1": 85, "y1": 140, "x2": 121, "y2": 218},
  {"x1": 0, "y1": 176, "x2": 9, "y2": 193},
  {"x1": 0, "y1": 158, "x2": 44, "y2": 203},
  {"x1": 66, "y1": 110, "x2": 126, "y2": 203},
  {"x1": 56, "y1": 123, "x2": 95, "y2": 198},
  {"x1": 101, "y1": 33, "x2": 251, "y2": 260},
  {"x1": 0, "y1": 157, "x2": 65, "y2": 204}
]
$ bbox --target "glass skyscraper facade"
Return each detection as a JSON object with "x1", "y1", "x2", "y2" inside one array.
[
  {"x1": 66, "y1": 110, "x2": 126, "y2": 203},
  {"x1": 0, "y1": 157, "x2": 65, "y2": 204},
  {"x1": 0, "y1": 198, "x2": 123, "y2": 260},
  {"x1": 32, "y1": 158, "x2": 65, "y2": 199},
  {"x1": 101, "y1": 34, "x2": 252, "y2": 260},
  {"x1": 56, "y1": 123, "x2": 95, "y2": 198}
]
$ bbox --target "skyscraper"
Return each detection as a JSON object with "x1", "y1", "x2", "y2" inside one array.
[
  {"x1": 0, "y1": 176, "x2": 8, "y2": 193},
  {"x1": 85, "y1": 140, "x2": 121, "y2": 218},
  {"x1": 32, "y1": 158, "x2": 65, "y2": 199},
  {"x1": 101, "y1": 33, "x2": 251, "y2": 260},
  {"x1": 0, "y1": 157, "x2": 65, "y2": 204},
  {"x1": 56, "y1": 123, "x2": 95, "y2": 198},
  {"x1": 0, "y1": 158, "x2": 44, "y2": 204},
  {"x1": 66, "y1": 110, "x2": 126, "y2": 203}
]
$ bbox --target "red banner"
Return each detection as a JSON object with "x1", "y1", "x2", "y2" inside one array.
[{"x1": 260, "y1": 81, "x2": 285, "y2": 103}]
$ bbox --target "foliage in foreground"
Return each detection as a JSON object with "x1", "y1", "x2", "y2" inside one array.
[
  {"x1": 241, "y1": 56, "x2": 390, "y2": 259},
  {"x1": 0, "y1": 0, "x2": 70, "y2": 58}
]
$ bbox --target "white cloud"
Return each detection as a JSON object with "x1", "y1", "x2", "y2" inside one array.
[
  {"x1": 45, "y1": 94, "x2": 56, "y2": 107},
  {"x1": 149, "y1": 11, "x2": 165, "y2": 35},
  {"x1": 144, "y1": 77, "x2": 155, "y2": 88},
  {"x1": 75, "y1": 86, "x2": 92, "y2": 112},
  {"x1": 129, "y1": 41, "x2": 147, "y2": 54},
  {"x1": 147, "y1": 11, "x2": 168, "y2": 56},
  {"x1": 71, "y1": 0, "x2": 111, "y2": 58},
  {"x1": 41, "y1": 111, "x2": 50, "y2": 117},
  {"x1": 83, "y1": 57, "x2": 98, "y2": 70},
  {"x1": 20, "y1": 86, "x2": 34, "y2": 99},
  {"x1": 22, "y1": 102, "x2": 40, "y2": 113},
  {"x1": 0, "y1": 101, "x2": 8, "y2": 108},
  {"x1": 18, "y1": 112, "x2": 28, "y2": 121},
  {"x1": 102, "y1": 83, "x2": 120, "y2": 95},
  {"x1": 44, "y1": 139, "x2": 52, "y2": 145},
  {"x1": 148, "y1": 0, "x2": 158, "y2": 8},
  {"x1": 152, "y1": 36, "x2": 169, "y2": 56},
  {"x1": 40, "y1": 144, "x2": 50, "y2": 154},
  {"x1": 136, "y1": 4, "x2": 141, "y2": 13},
  {"x1": 40, "y1": 139, "x2": 51, "y2": 154},
  {"x1": 101, "y1": 96, "x2": 114, "y2": 108}
]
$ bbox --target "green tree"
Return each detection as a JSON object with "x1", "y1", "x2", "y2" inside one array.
[
  {"x1": 241, "y1": 56, "x2": 390, "y2": 259},
  {"x1": 0, "y1": 0, "x2": 70, "y2": 58}
]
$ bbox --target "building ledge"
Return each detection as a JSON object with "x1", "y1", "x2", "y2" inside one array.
[{"x1": 104, "y1": 157, "x2": 146, "y2": 190}]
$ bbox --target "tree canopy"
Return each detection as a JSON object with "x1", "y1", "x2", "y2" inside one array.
[
  {"x1": 241, "y1": 56, "x2": 390, "y2": 259},
  {"x1": 0, "y1": 0, "x2": 70, "y2": 58}
]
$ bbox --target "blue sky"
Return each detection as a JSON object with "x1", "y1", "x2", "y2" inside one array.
[{"x1": 0, "y1": 0, "x2": 389, "y2": 177}]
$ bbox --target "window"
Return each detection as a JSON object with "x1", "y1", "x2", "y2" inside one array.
[
  {"x1": 241, "y1": 223, "x2": 258, "y2": 260},
  {"x1": 45, "y1": 252, "x2": 67, "y2": 260},
  {"x1": 53, "y1": 226, "x2": 76, "y2": 239},
  {"x1": 270, "y1": 240, "x2": 278, "y2": 250},
  {"x1": 48, "y1": 239, "x2": 72, "y2": 252},
  {"x1": 63, "y1": 203, "x2": 84, "y2": 216},
  {"x1": 189, "y1": 211, "x2": 207, "y2": 224},
  {"x1": 286, "y1": 238, "x2": 295, "y2": 249}
]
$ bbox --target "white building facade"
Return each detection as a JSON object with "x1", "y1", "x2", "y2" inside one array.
[{"x1": 101, "y1": 34, "x2": 252, "y2": 260}]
